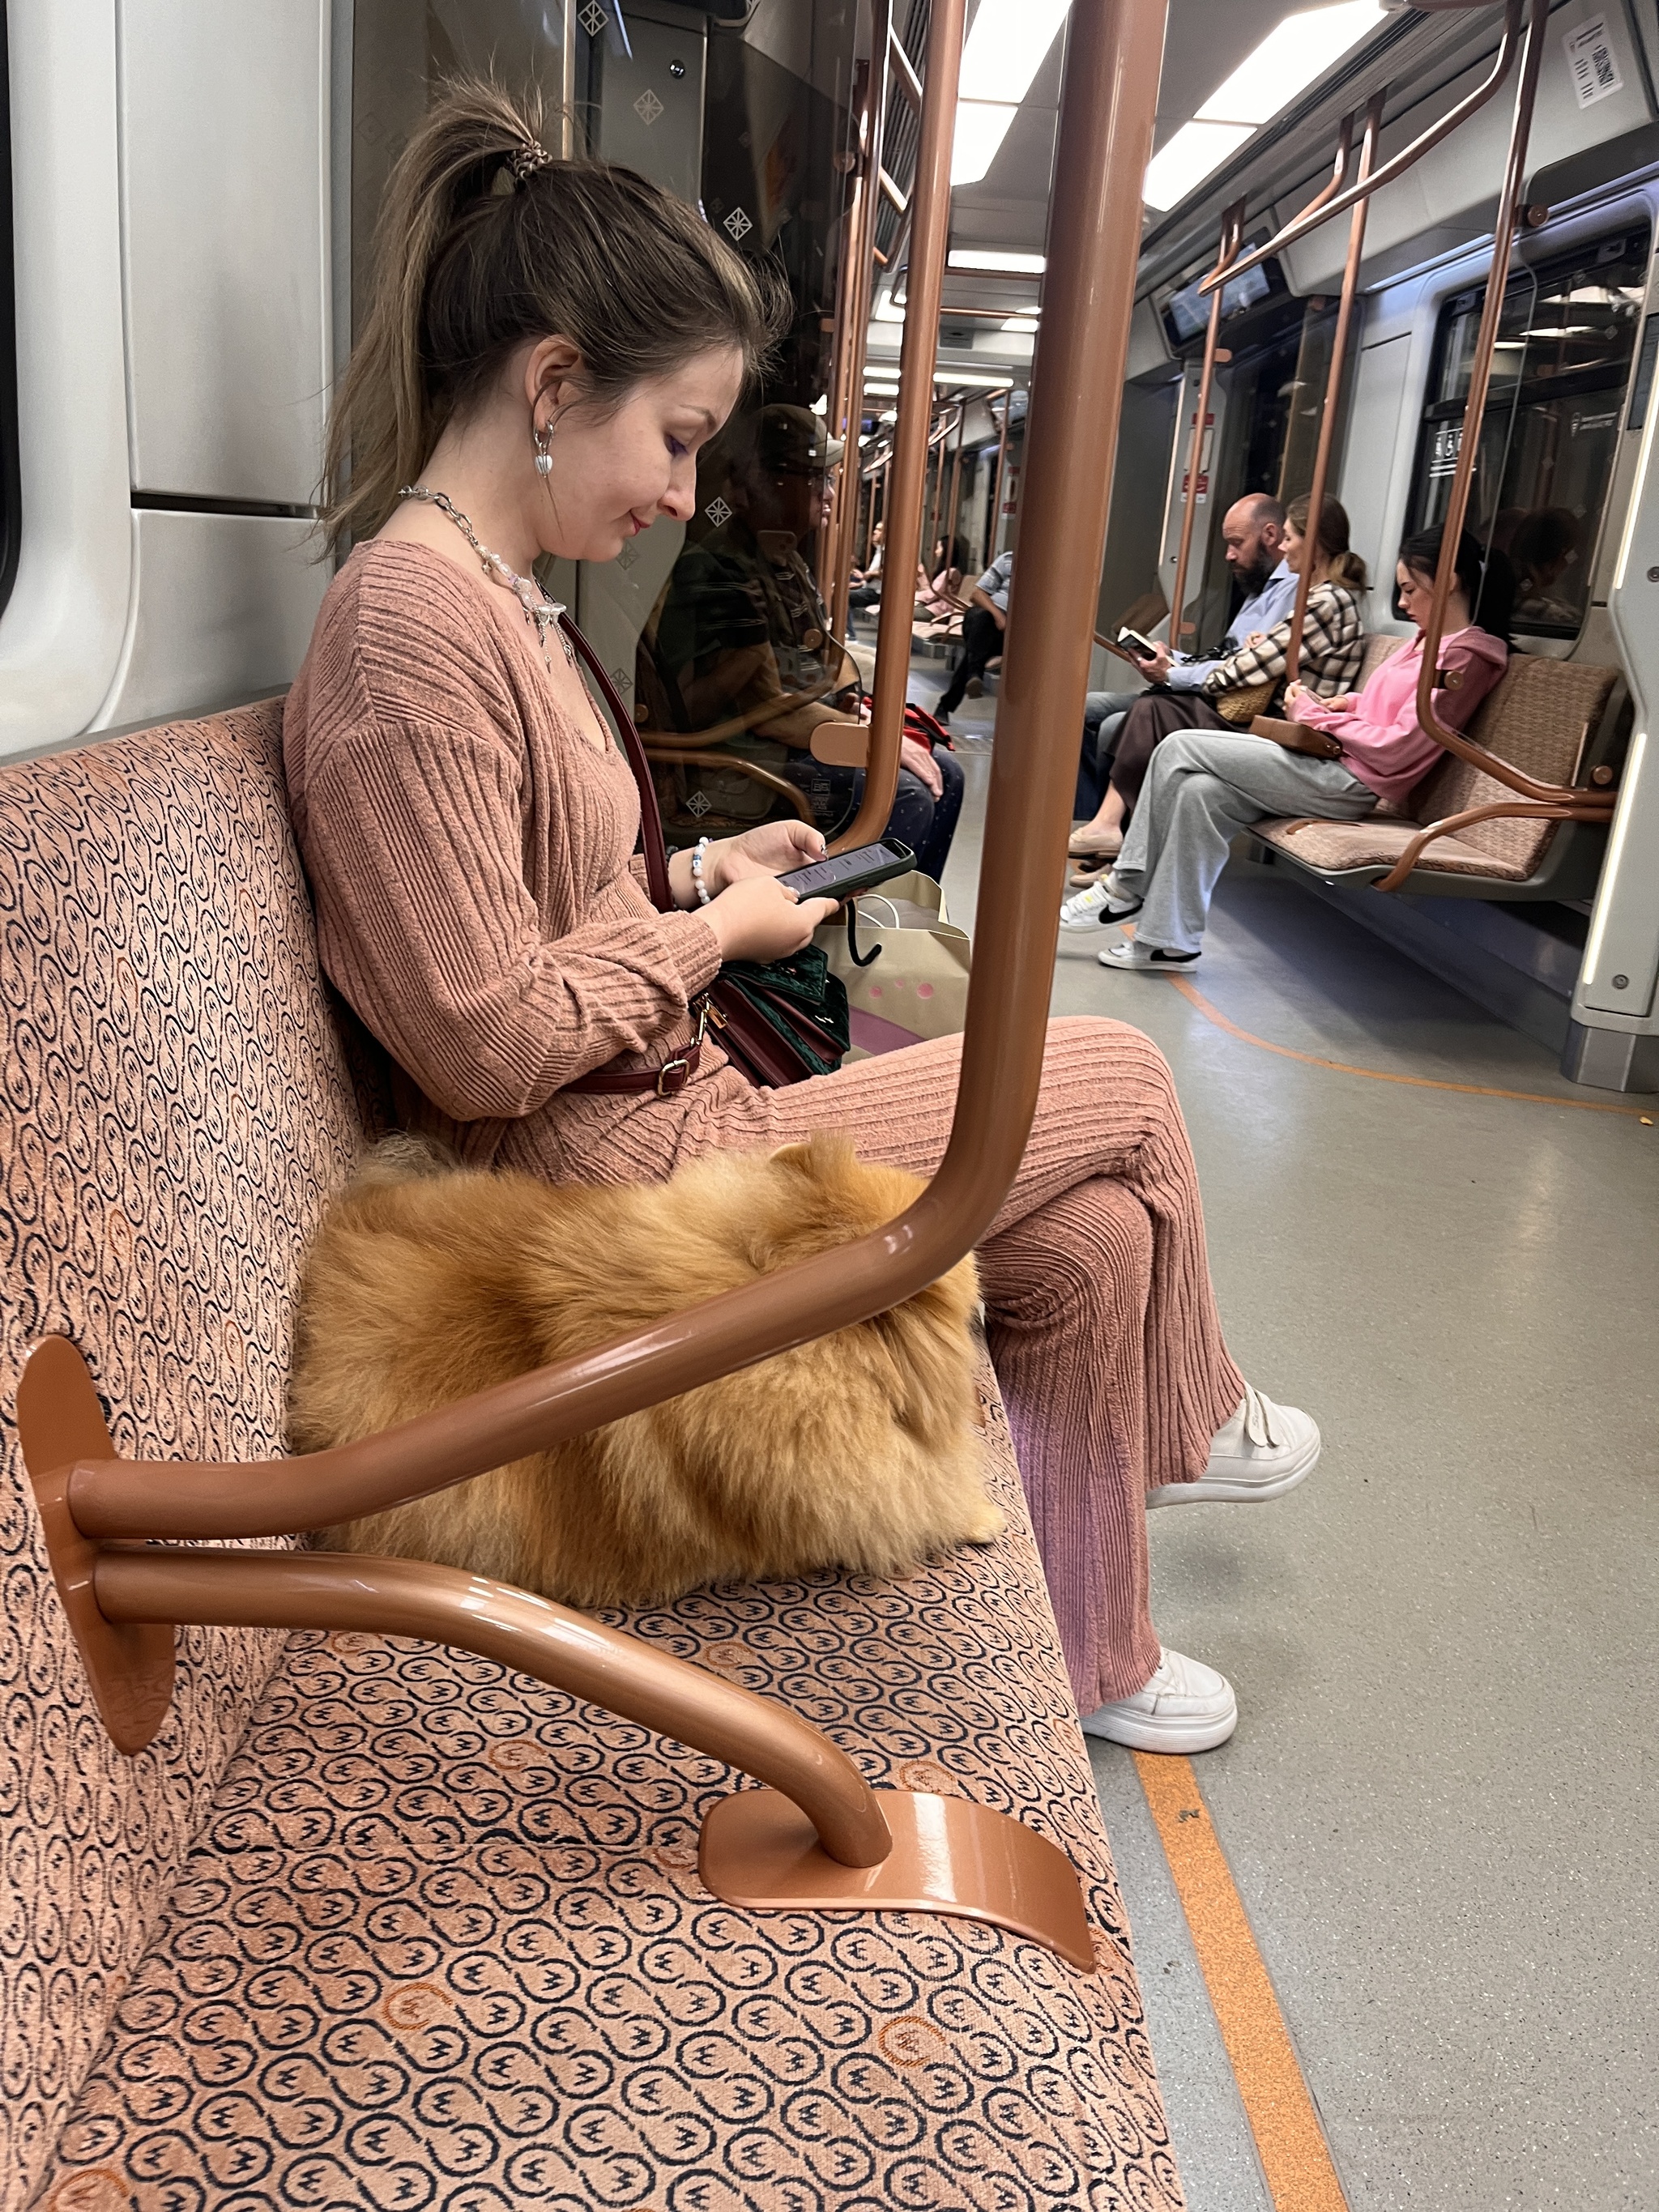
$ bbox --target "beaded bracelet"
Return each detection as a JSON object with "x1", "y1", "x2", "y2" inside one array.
[{"x1": 689, "y1": 836, "x2": 713, "y2": 907}]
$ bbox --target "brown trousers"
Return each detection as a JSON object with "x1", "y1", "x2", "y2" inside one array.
[{"x1": 1110, "y1": 690, "x2": 1231, "y2": 811}]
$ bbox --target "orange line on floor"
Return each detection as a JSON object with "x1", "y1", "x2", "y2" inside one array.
[
  {"x1": 1134, "y1": 1753, "x2": 1349, "y2": 2212},
  {"x1": 1166, "y1": 974, "x2": 1651, "y2": 1118}
]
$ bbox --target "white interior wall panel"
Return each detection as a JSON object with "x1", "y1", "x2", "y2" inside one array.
[
  {"x1": 0, "y1": 0, "x2": 133, "y2": 755},
  {"x1": 93, "y1": 511, "x2": 327, "y2": 733},
  {"x1": 1285, "y1": 0, "x2": 1655, "y2": 293},
  {"x1": 1335, "y1": 332, "x2": 1414, "y2": 627},
  {"x1": 118, "y1": 0, "x2": 331, "y2": 504}
]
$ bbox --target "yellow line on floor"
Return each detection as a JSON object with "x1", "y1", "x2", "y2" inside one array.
[
  {"x1": 1134, "y1": 1752, "x2": 1349, "y2": 2212},
  {"x1": 1166, "y1": 974, "x2": 1652, "y2": 1119}
]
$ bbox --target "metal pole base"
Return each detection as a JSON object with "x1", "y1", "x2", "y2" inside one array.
[
  {"x1": 1560, "y1": 1019, "x2": 1659, "y2": 1093},
  {"x1": 700, "y1": 1785, "x2": 1098, "y2": 1971},
  {"x1": 17, "y1": 1337, "x2": 176, "y2": 1754}
]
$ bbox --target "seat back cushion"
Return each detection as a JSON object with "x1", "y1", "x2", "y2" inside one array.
[
  {"x1": 1405, "y1": 654, "x2": 1618, "y2": 876},
  {"x1": 1356, "y1": 630, "x2": 1406, "y2": 687},
  {"x1": 0, "y1": 701, "x2": 367, "y2": 2206}
]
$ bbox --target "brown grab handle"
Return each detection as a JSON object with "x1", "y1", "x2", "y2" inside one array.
[
  {"x1": 1201, "y1": 0, "x2": 1526, "y2": 297},
  {"x1": 95, "y1": 1546, "x2": 893, "y2": 1869}
]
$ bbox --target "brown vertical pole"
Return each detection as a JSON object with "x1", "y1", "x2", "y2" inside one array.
[
  {"x1": 989, "y1": 389, "x2": 1012, "y2": 554},
  {"x1": 945, "y1": 399, "x2": 967, "y2": 567},
  {"x1": 1412, "y1": 0, "x2": 1597, "y2": 803},
  {"x1": 942, "y1": 0, "x2": 1167, "y2": 1163},
  {"x1": 1282, "y1": 93, "x2": 1382, "y2": 689},
  {"x1": 831, "y1": 0, "x2": 964, "y2": 859},
  {"x1": 1166, "y1": 198, "x2": 1245, "y2": 650}
]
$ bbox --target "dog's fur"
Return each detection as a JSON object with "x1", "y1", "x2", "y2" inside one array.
[{"x1": 288, "y1": 1133, "x2": 999, "y2": 1606}]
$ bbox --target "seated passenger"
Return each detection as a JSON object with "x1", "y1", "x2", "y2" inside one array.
[
  {"x1": 916, "y1": 535, "x2": 969, "y2": 623},
  {"x1": 1068, "y1": 524, "x2": 1512, "y2": 970},
  {"x1": 847, "y1": 518, "x2": 885, "y2": 613},
  {"x1": 640, "y1": 405, "x2": 964, "y2": 881},
  {"x1": 934, "y1": 548, "x2": 1013, "y2": 719},
  {"x1": 1065, "y1": 492, "x2": 1363, "y2": 885},
  {"x1": 287, "y1": 79, "x2": 1323, "y2": 1753}
]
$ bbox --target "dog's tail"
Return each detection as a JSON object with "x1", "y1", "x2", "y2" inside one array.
[{"x1": 352, "y1": 1131, "x2": 461, "y2": 1186}]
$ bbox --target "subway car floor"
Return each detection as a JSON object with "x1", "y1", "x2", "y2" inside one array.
[{"x1": 920, "y1": 674, "x2": 1659, "y2": 2212}]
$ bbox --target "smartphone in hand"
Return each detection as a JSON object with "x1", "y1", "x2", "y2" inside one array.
[{"x1": 776, "y1": 839, "x2": 915, "y2": 903}]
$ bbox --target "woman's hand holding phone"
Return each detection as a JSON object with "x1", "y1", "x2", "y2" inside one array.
[{"x1": 702, "y1": 874, "x2": 838, "y2": 961}]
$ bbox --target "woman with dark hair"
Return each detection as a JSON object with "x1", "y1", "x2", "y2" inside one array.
[
  {"x1": 284, "y1": 80, "x2": 1322, "y2": 1753},
  {"x1": 1061, "y1": 492, "x2": 1366, "y2": 905},
  {"x1": 1076, "y1": 524, "x2": 1511, "y2": 970}
]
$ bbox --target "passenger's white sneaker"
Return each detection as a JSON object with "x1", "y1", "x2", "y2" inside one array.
[
  {"x1": 1146, "y1": 1384, "x2": 1320, "y2": 1509},
  {"x1": 1098, "y1": 937, "x2": 1201, "y2": 970},
  {"x1": 1059, "y1": 880, "x2": 1142, "y2": 931},
  {"x1": 1079, "y1": 1647, "x2": 1238, "y2": 1753}
]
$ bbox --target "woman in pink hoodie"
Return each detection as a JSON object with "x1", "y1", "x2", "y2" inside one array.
[{"x1": 1078, "y1": 526, "x2": 1512, "y2": 970}]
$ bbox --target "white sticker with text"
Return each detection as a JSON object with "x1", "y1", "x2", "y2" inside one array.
[{"x1": 1563, "y1": 15, "x2": 1625, "y2": 109}]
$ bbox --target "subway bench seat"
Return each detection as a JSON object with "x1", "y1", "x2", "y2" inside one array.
[
  {"x1": 1251, "y1": 646, "x2": 1621, "y2": 901},
  {"x1": 0, "y1": 701, "x2": 1185, "y2": 2211}
]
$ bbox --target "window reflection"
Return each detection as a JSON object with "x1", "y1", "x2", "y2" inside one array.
[{"x1": 1408, "y1": 226, "x2": 1651, "y2": 637}]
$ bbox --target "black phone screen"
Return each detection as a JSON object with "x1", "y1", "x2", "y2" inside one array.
[{"x1": 776, "y1": 840, "x2": 915, "y2": 901}]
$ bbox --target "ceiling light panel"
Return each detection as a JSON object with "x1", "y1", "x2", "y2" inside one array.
[
  {"x1": 950, "y1": 249, "x2": 1046, "y2": 272},
  {"x1": 1197, "y1": 0, "x2": 1384, "y2": 125},
  {"x1": 1143, "y1": 0, "x2": 1385, "y2": 212},
  {"x1": 1142, "y1": 121, "x2": 1254, "y2": 211},
  {"x1": 951, "y1": 0, "x2": 1072, "y2": 186}
]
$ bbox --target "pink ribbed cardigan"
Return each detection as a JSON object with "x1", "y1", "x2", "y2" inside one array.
[{"x1": 284, "y1": 542, "x2": 1246, "y2": 1709}]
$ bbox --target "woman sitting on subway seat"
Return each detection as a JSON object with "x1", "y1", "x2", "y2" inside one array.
[
  {"x1": 284, "y1": 79, "x2": 1324, "y2": 1755},
  {"x1": 1065, "y1": 493, "x2": 1365, "y2": 891},
  {"x1": 1067, "y1": 525, "x2": 1512, "y2": 971}
]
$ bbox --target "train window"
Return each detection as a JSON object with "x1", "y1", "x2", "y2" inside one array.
[
  {"x1": 0, "y1": 2, "x2": 19, "y2": 623},
  {"x1": 1404, "y1": 225, "x2": 1651, "y2": 637}
]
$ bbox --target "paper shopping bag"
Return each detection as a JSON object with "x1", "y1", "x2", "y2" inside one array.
[{"x1": 817, "y1": 872, "x2": 971, "y2": 1059}]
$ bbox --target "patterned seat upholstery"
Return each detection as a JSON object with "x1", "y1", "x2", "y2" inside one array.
[
  {"x1": 1256, "y1": 649, "x2": 1618, "y2": 884},
  {"x1": 1, "y1": 704, "x2": 1182, "y2": 2210}
]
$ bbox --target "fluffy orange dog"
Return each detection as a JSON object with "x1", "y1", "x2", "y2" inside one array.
[{"x1": 288, "y1": 1134, "x2": 998, "y2": 1607}]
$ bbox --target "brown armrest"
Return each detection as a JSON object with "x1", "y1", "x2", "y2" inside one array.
[
  {"x1": 809, "y1": 723, "x2": 872, "y2": 767},
  {"x1": 1372, "y1": 797, "x2": 1596, "y2": 893}
]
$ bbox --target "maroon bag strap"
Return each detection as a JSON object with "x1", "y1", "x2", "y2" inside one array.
[{"x1": 559, "y1": 612, "x2": 675, "y2": 914}]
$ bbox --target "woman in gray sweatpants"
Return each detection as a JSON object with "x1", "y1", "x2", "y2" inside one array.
[{"x1": 1101, "y1": 735, "x2": 1375, "y2": 964}]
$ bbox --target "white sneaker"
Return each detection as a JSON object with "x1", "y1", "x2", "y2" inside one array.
[
  {"x1": 1059, "y1": 880, "x2": 1142, "y2": 931},
  {"x1": 1098, "y1": 937, "x2": 1201, "y2": 970},
  {"x1": 1079, "y1": 1647, "x2": 1238, "y2": 1753},
  {"x1": 1146, "y1": 1385, "x2": 1320, "y2": 1509}
]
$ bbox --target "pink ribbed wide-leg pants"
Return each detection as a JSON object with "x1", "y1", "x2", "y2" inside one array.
[{"x1": 689, "y1": 1016, "x2": 1246, "y2": 1711}]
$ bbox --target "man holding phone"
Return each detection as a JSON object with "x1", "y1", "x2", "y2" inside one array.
[{"x1": 1068, "y1": 494, "x2": 1294, "y2": 867}]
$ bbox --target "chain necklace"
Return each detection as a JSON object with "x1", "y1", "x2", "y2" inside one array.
[{"x1": 397, "y1": 484, "x2": 574, "y2": 667}]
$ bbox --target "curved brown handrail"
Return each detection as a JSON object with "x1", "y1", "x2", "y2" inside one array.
[
  {"x1": 1167, "y1": 198, "x2": 1246, "y2": 647},
  {"x1": 638, "y1": 670, "x2": 854, "y2": 750},
  {"x1": 834, "y1": 0, "x2": 967, "y2": 853},
  {"x1": 96, "y1": 1548, "x2": 893, "y2": 1869},
  {"x1": 1413, "y1": 0, "x2": 1613, "y2": 812},
  {"x1": 1199, "y1": 0, "x2": 1525, "y2": 296},
  {"x1": 635, "y1": 748, "x2": 817, "y2": 825},
  {"x1": 1283, "y1": 95, "x2": 1382, "y2": 690},
  {"x1": 1371, "y1": 797, "x2": 1600, "y2": 893},
  {"x1": 63, "y1": 0, "x2": 1165, "y2": 1548}
]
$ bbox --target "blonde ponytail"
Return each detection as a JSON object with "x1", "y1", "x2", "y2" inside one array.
[
  {"x1": 1286, "y1": 492, "x2": 1369, "y2": 595},
  {"x1": 322, "y1": 78, "x2": 786, "y2": 553}
]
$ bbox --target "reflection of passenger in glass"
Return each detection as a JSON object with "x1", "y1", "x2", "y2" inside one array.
[{"x1": 639, "y1": 404, "x2": 963, "y2": 877}]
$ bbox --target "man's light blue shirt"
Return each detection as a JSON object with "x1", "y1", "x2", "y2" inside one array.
[
  {"x1": 975, "y1": 551, "x2": 1014, "y2": 612},
  {"x1": 1165, "y1": 559, "x2": 1297, "y2": 691}
]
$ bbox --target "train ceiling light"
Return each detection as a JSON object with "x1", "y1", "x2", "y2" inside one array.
[
  {"x1": 1144, "y1": 0, "x2": 1387, "y2": 211},
  {"x1": 950, "y1": 0, "x2": 1071, "y2": 186}
]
